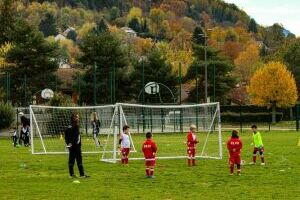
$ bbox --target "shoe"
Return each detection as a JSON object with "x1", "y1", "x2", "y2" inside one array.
[
  {"x1": 261, "y1": 163, "x2": 265, "y2": 166},
  {"x1": 229, "y1": 173, "x2": 234, "y2": 176},
  {"x1": 249, "y1": 162, "x2": 256, "y2": 165},
  {"x1": 70, "y1": 175, "x2": 77, "y2": 178},
  {"x1": 149, "y1": 176, "x2": 155, "y2": 179},
  {"x1": 80, "y1": 175, "x2": 90, "y2": 178},
  {"x1": 238, "y1": 173, "x2": 241, "y2": 176},
  {"x1": 146, "y1": 176, "x2": 151, "y2": 178}
]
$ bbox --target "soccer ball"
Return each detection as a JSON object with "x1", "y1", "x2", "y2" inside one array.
[{"x1": 241, "y1": 160, "x2": 246, "y2": 166}]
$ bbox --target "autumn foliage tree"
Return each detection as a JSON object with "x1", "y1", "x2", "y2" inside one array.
[{"x1": 247, "y1": 61, "x2": 298, "y2": 123}]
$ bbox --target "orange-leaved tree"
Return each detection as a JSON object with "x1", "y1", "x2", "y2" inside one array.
[{"x1": 247, "y1": 61, "x2": 298, "y2": 123}]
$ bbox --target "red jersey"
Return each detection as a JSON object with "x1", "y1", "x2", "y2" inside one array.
[
  {"x1": 227, "y1": 137, "x2": 243, "y2": 157},
  {"x1": 187, "y1": 131, "x2": 198, "y2": 149},
  {"x1": 142, "y1": 139, "x2": 157, "y2": 159}
]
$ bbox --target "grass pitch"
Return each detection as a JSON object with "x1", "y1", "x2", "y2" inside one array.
[{"x1": 0, "y1": 131, "x2": 299, "y2": 200}]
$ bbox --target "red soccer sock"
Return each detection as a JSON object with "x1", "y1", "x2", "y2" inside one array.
[
  {"x1": 121, "y1": 158, "x2": 124, "y2": 164},
  {"x1": 261, "y1": 156, "x2": 265, "y2": 163},
  {"x1": 230, "y1": 164, "x2": 234, "y2": 174},
  {"x1": 253, "y1": 156, "x2": 257, "y2": 163},
  {"x1": 192, "y1": 159, "x2": 196, "y2": 166},
  {"x1": 146, "y1": 168, "x2": 150, "y2": 176},
  {"x1": 188, "y1": 159, "x2": 192, "y2": 166},
  {"x1": 125, "y1": 157, "x2": 128, "y2": 164},
  {"x1": 150, "y1": 169, "x2": 154, "y2": 176}
]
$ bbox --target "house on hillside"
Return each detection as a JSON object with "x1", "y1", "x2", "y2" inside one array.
[{"x1": 121, "y1": 27, "x2": 137, "y2": 37}]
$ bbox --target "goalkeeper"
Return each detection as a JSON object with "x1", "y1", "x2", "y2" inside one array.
[{"x1": 250, "y1": 125, "x2": 265, "y2": 165}]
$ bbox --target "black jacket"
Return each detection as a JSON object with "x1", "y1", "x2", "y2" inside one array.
[{"x1": 65, "y1": 125, "x2": 81, "y2": 147}]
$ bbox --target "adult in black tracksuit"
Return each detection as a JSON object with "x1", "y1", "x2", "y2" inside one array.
[{"x1": 65, "y1": 113, "x2": 89, "y2": 178}]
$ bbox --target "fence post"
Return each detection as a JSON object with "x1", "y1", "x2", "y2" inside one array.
[
  {"x1": 93, "y1": 62, "x2": 97, "y2": 105},
  {"x1": 296, "y1": 104, "x2": 299, "y2": 131},
  {"x1": 239, "y1": 104, "x2": 243, "y2": 133}
]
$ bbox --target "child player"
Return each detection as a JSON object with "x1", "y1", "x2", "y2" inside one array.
[
  {"x1": 12, "y1": 127, "x2": 18, "y2": 147},
  {"x1": 187, "y1": 124, "x2": 199, "y2": 166},
  {"x1": 142, "y1": 132, "x2": 157, "y2": 178},
  {"x1": 119, "y1": 125, "x2": 131, "y2": 166},
  {"x1": 250, "y1": 125, "x2": 265, "y2": 165},
  {"x1": 227, "y1": 130, "x2": 243, "y2": 175}
]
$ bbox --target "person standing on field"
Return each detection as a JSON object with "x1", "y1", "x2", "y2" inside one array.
[
  {"x1": 227, "y1": 130, "x2": 243, "y2": 175},
  {"x1": 65, "y1": 113, "x2": 89, "y2": 178},
  {"x1": 187, "y1": 124, "x2": 199, "y2": 167},
  {"x1": 250, "y1": 125, "x2": 265, "y2": 165},
  {"x1": 119, "y1": 125, "x2": 131, "y2": 166},
  {"x1": 91, "y1": 112, "x2": 101, "y2": 147},
  {"x1": 142, "y1": 132, "x2": 157, "y2": 178}
]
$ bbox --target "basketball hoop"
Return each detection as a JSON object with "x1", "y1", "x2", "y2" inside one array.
[
  {"x1": 145, "y1": 82, "x2": 159, "y2": 94},
  {"x1": 41, "y1": 89, "x2": 54, "y2": 99}
]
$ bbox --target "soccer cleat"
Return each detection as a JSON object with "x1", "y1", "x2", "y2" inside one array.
[
  {"x1": 70, "y1": 175, "x2": 77, "y2": 179},
  {"x1": 79, "y1": 175, "x2": 90, "y2": 178},
  {"x1": 149, "y1": 176, "x2": 155, "y2": 179},
  {"x1": 261, "y1": 163, "x2": 265, "y2": 166},
  {"x1": 249, "y1": 162, "x2": 256, "y2": 165},
  {"x1": 229, "y1": 173, "x2": 234, "y2": 176}
]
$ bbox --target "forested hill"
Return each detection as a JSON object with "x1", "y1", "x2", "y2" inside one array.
[{"x1": 36, "y1": 0, "x2": 250, "y2": 26}]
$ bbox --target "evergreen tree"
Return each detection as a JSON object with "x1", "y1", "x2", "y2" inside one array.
[
  {"x1": 78, "y1": 26, "x2": 128, "y2": 104},
  {"x1": 39, "y1": 13, "x2": 59, "y2": 37},
  {"x1": 66, "y1": 29, "x2": 77, "y2": 42},
  {"x1": 192, "y1": 26, "x2": 205, "y2": 45},
  {"x1": 0, "y1": 0, "x2": 16, "y2": 45},
  {"x1": 5, "y1": 20, "x2": 59, "y2": 106},
  {"x1": 248, "y1": 18, "x2": 258, "y2": 33},
  {"x1": 128, "y1": 17, "x2": 141, "y2": 32},
  {"x1": 131, "y1": 48, "x2": 178, "y2": 103}
]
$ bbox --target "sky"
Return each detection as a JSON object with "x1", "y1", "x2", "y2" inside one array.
[{"x1": 223, "y1": 0, "x2": 300, "y2": 36}]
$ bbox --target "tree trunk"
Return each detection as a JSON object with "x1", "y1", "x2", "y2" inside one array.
[{"x1": 272, "y1": 105, "x2": 276, "y2": 123}]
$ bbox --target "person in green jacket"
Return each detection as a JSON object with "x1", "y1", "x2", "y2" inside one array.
[{"x1": 250, "y1": 125, "x2": 265, "y2": 165}]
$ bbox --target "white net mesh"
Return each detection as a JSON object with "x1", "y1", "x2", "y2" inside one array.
[
  {"x1": 30, "y1": 105, "x2": 117, "y2": 154},
  {"x1": 30, "y1": 103, "x2": 222, "y2": 162},
  {"x1": 115, "y1": 103, "x2": 222, "y2": 162}
]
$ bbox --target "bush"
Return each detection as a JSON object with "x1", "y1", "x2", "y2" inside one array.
[{"x1": 0, "y1": 101, "x2": 14, "y2": 129}]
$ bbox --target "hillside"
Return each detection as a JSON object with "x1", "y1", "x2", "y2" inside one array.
[{"x1": 0, "y1": 0, "x2": 298, "y2": 106}]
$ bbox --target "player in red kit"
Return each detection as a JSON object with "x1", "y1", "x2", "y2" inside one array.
[
  {"x1": 227, "y1": 130, "x2": 243, "y2": 175},
  {"x1": 142, "y1": 132, "x2": 157, "y2": 178},
  {"x1": 187, "y1": 124, "x2": 199, "y2": 167}
]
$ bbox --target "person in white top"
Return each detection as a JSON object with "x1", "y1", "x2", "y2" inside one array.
[{"x1": 119, "y1": 125, "x2": 131, "y2": 166}]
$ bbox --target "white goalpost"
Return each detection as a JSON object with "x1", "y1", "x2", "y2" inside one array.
[{"x1": 30, "y1": 102, "x2": 222, "y2": 163}]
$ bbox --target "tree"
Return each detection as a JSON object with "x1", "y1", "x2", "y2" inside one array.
[
  {"x1": 0, "y1": 0, "x2": 16, "y2": 45},
  {"x1": 192, "y1": 26, "x2": 205, "y2": 45},
  {"x1": 234, "y1": 42, "x2": 260, "y2": 83},
  {"x1": 149, "y1": 8, "x2": 166, "y2": 38},
  {"x1": 66, "y1": 29, "x2": 77, "y2": 42},
  {"x1": 39, "y1": 12, "x2": 58, "y2": 37},
  {"x1": 5, "y1": 20, "x2": 59, "y2": 106},
  {"x1": 131, "y1": 48, "x2": 178, "y2": 103},
  {"x1": 78, "y1": 26, "x2": 128, "y2": 104},
  {"x1": 248, "y1": 18, "x2": 258, "y2": 33},
  {"x1": 126, "y1": 7, "x2": 142, "y2": 25},
  {"x1": 187, "y1": 28, "x2": 236, "y2": 103},
  {"x1": 128, "y1": 17, "x2": 141, "y2": 32},
  {"x1": 283, "y1": 38, "x2": 300, "y2": 91},
  {"x1": 247, "y1": 61, "x2": 297, "y2": 123},
  {"x1": 110, "y1": 6, "x2": 120, "y2": 22}
]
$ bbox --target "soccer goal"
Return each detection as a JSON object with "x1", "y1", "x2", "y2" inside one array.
[
  {"x1": 29, "y1": 104, "x2": 137, "y2": 155},
  {"x1": 101, "y1": 102, "x2": 222, "y2": 163},
  {"x1": 30, "y1": 103, "x2": 222, "y2": 163}
]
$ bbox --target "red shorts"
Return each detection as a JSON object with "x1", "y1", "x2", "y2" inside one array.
[
  {"x1": 145, "y1": 158, "x2": 156, "y2": 166},
  {"x1": 229, "y1": 156, "x2": 241, "y2": 165},
  {"x1": 121, "y1": 148, "x2": 130, "y2": 157},
  {"x1": 187, "y1": 148, "x2": 196, "y2": 158},
  {"x1": 253, "y1": 147, "x2": 264, "y2": 154}
]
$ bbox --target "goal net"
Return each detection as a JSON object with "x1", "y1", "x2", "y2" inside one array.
[
  {"x1": 30, "y1": 105, "x2": 123, "y2": 154},
  {"x1": 30, "y1": 103, "x2": 222, "y2": 162},
  {"x1": 101, "y1": 102, "x2": 222, "y2": 163}
]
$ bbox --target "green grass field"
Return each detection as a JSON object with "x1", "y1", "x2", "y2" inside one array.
[{"x1": 0, "y1": 131, "x2": 299, "y2": 200}]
